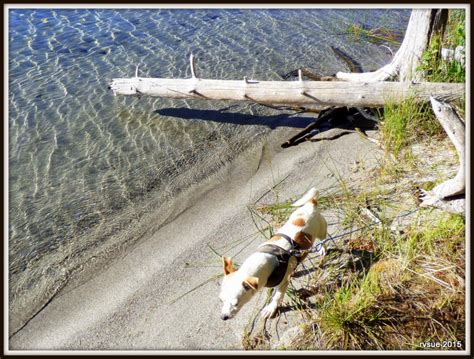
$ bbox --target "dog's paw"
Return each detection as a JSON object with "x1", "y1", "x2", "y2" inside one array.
[
  {"x1": 316, "y1": 245, "x2": 326, "y2": 257},
  {"x1": 261, "y1": 303, "x2": 278, "y2": 319},
  {"x1": 312, "y1": 243, "x2": 326, "y2": 257}
]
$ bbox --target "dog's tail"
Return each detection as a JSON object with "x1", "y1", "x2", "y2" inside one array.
[{"x1": 292, "y1": 187, "x2": 319, "y2": 207}]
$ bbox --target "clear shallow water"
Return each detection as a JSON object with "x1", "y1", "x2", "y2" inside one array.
[{"x1": 8, "y1": 8, "x2": 410, "y2": 331}]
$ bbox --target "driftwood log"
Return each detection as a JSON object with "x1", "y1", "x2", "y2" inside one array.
[
  {"x1": 109, "y1": 72, "x2": 463, "y2": 108},
  {"x1": 419, "y1": 97, "x2": 465, "y2": 214}
]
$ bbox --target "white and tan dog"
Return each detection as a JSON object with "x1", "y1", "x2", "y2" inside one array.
[{"x1": 219, "y1": 187, "x2": 327, "y2": 320}]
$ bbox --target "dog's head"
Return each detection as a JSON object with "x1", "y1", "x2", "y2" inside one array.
[{"x1": 219, "y1": 257, "x2": 259, "y2": 320}]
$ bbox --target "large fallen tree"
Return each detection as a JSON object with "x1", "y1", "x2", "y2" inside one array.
[{"x1": 109, "y1": 72, "x2": 463, "y2": 108}]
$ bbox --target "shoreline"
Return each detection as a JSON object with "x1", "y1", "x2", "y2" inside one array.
[
  {"x1": 10, "y1": 127, "x2": 383, "y2": 350},
  {"x1": 8, "y1": 115, "x2": 277, "y2": 336}
]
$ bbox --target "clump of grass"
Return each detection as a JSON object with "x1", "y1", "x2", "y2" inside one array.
[
  {"x1": 316, "y1": 259, "x2": 404, "y2": 349},
  {"x1": 347, "y1": 23, "x2": 403, "y2": 45},
  {"x1": 445, "y1": 10, "x2": 465, "y2": 48},
  {"x1": 390, "y1": 213, "x2": 464, "y2": 348},
  {"x1": 417, "y1": 9, "x2": 465, "y2": 83},
  {"x1": 402, "y1": 212, "x2": 465, "y2": 261},
  {"x1": 418, "y1": 34, "x2": 465, "y2": 83},
  {"x1": 306, "y1": 210, "x2": 465, "y2": 350},
  {"x1": 317, "y1": 274, "x2": 386, "y2": 349},
  {"x1": 375, "y1": 99, "x2": 441, "y2": 184},
  {"x1": 379, "y1": 98, "x2": 443, "y2": 157}
]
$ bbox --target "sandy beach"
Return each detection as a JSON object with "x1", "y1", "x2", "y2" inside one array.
[{"x1": 10, "y1": 126, "x2": 383, "y2": 351}]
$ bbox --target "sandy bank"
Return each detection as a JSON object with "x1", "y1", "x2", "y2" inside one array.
[{"x1": 9, "y1": 127, "x2": 383, "y2": 351}]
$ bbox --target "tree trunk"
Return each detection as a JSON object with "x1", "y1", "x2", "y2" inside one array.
[{"x1": 336, "y1": 9, "x2": 448, "y2": 82}]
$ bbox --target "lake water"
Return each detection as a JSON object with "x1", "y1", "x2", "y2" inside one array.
[{"x1": 8, "y1": 7, "x2": 410, "y2": 332}]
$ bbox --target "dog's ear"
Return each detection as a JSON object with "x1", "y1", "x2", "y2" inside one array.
[
  {"x1": 222, "y1": 256, "x2": 236, "y2": 275},
  {"x1": 242, "y1": 276, "x2": 259, "y2": 291}
]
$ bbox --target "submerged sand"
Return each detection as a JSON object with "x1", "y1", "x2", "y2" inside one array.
[{"x1": 9, "y1": 127, "x2": 383, "y2": 351}]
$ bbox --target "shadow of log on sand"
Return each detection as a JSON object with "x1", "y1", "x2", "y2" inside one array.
[{"x1": 155, "y1": 107, "x2": 317, "y2": 129}]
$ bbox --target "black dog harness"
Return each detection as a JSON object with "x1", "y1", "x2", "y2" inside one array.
[{"x1": 256, "y1": 233, "x2": 303, "y2": 288}]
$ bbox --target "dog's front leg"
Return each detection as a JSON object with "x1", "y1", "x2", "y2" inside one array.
[
  {"x1": 261, "y1": 257, "x2": 297, "y2": 319},
  {"x1": 261, "y1": 280, "x2": 289, "y2": 319}
]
